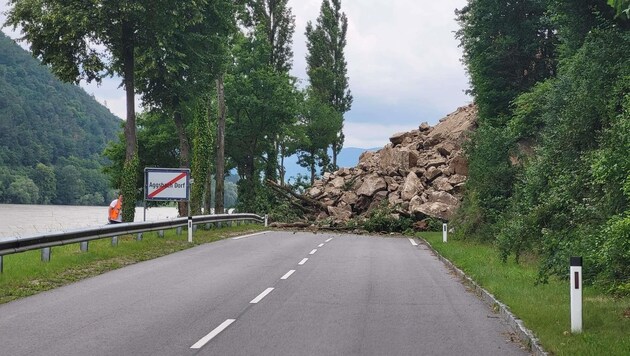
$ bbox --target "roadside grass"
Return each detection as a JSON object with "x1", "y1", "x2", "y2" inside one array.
[
  {"x1": 419, "y1": 232, "x2": 630, "y2": 356},
  {"x1": 0, "y1": 223, "x2": 267, "y2": 305}
]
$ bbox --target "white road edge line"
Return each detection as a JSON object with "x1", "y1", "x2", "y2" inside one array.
[
  {"x1": 408, "y1": 238, "x2": 418, "y2": 246},
  {"x1": 281, "y1": 270, "x2": 295, "y2": 280},
  {"x1": 318, "y1": 243, "x2": 324, "y2": 247},
  {"x1": 190, "y1": 319, "x2": 236, "y2": 349},
  {"x1": 309, "y1": 249, "x2": 317, "y2": 255},
  {"x1": 325, "y1": 238, "x2": 333, "y2": 242},
  {"x1": 298, "y1": 258, "x2": 308, "y2": 265},
  {"x1": 250, "y1": 287, "x2": 274, "y2": 304},
  {"x1": 232, "y1": 231, "x2": 269, "y2": 240}
]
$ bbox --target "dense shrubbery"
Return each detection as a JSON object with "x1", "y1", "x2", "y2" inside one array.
[
  {"x1": 455, "y1": 0, "x2": 629, "y2": 294},
  {"x1": 362, "y1": 203, "x2": 413, "y2": 234}
]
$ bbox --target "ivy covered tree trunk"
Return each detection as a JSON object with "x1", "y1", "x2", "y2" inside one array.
[
  {"x1": 173, "y1": 106, "x2": 191, "y2": 217},
  {"x1": 191, "y1": 101, "x2": 212, "y2": 216},
  {"x1": 121, "y1": 24, "x2": 138, "y2": 223},
  {"x1": 215, "y1": 76, "x2": 226, "y2": 214}
]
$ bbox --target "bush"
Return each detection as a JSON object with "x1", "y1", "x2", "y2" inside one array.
[{"x1": 363, "y1": 203, "x2": 412, "y2": 233}]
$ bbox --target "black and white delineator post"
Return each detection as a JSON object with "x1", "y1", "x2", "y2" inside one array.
[
  {"x1": 442, "y1": 223, "x2": 448, "y2": 243},
  {"x1": 570, "y1": 256, "x2": 583, "y2": 333}
]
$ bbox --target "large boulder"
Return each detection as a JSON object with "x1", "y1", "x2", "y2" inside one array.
[
  {"x1": 401, "y1": 171, "x2": 423, "y2": 201},
  {"x1": 356, "y1": 174, "x2": 387, "y2": 197}
]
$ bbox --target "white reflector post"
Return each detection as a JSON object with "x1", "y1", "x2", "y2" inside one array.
[
  {"x1": 570, "y1": 256, "x2": 583, "y2": 333},
  {"x1": 188, "y1": 217, "x2": 193, "y2": 243},
  {"x1": 442, "y1": 223, "x2": 448, "y2": 243}
]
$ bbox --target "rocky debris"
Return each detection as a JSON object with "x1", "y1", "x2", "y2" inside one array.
[{"x1": 307, "y1": 104, "x2": 477, "y2": 223}]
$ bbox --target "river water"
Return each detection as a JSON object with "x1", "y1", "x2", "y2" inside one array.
[{"x1": 0, "y1": 204, "x2": 179, "y2": 238}]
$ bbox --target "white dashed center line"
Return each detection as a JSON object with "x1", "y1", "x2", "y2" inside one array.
[
  {"x1": 309, "y1": 249, "x2": 317, "y2": 255},
  {"x1": 250, "y1": 287, "x2": 274, "y2": 304},
  {"x1": 318, "y1": 243, "x2": 324, "y2": 247},
  {"x1": 190, "y1": 319, "x2": 235, "y2": 349},
  {"x1": 298, "y1": 258, "x2": 308, "y2": 265},
  {"x1": 281, "y1": 270, "x2": 296, "y2": 280},
  {"x1": 408, "y1": 238, "x2": 418, "y2": 246},
  {"x1": 325, "y1": 238, "x2": 333, "y2": 243}
]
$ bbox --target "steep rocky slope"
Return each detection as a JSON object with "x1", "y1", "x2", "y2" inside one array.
[{"x1": 307, "y1": 104, "x2": 477, "y2": 222}]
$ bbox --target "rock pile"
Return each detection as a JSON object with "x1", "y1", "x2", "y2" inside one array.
[{"x1": 307, "y1": 104, "x2": 477, "y2": 222}]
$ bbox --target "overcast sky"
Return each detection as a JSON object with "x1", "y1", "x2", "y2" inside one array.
[{"x1": 1, "y1": 0, "x2": 471, "y2": 149}]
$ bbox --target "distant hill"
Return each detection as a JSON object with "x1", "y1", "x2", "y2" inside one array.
[
  {"x1": 0, "y1": 33, "x2": 122, "y2": 205},
  {"x1": 0, "y1": 33, "x2": 121, "y2": 167},
  {"x1": 283, "y1": 147, "x2": 379, "y2": 182}
]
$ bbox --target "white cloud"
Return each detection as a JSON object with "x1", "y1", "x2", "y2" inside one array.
[{"x1": 2, "y1": 0, "x2": 471, "y2": 146}]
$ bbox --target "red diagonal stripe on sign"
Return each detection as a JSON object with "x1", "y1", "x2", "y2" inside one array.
[{"x1": 148, "y1": 172, "x2": 187, "y2": 199}]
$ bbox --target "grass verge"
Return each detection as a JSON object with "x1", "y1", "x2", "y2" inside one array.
[
  {"x1": 419, "y1": 232, "x2": 630, "y2": 356},
  {"x1": 0, "y1": 223, "x2": 267, "y2": 305}
]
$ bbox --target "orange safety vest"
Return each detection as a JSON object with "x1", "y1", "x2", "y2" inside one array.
[{"x1": 109, "y1": 199, "x2": 122, "y2": 221}]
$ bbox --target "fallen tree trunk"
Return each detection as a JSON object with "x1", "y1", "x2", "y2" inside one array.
[{"x1": 265, "y1": 179, "x2": 328, "y2": 211}]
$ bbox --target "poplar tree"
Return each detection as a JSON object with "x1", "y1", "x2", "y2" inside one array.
[
  {"x1": 238, "y1": 0, "x2": 296, "y2": 182},
  {"x1": 305, "y1": 0, "x2": 352, "y2": 171}
]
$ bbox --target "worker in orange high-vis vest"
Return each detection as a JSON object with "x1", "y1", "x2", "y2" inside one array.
[{"x1": 108, "y1": 195, "x2": 123, "y2": 224}]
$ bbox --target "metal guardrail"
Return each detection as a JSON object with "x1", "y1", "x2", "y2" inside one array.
[{"x1": 0, "y1": 213, "x2": 265, "y2": 271}]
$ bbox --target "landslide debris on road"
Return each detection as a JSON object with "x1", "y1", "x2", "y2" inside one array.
[{"x1": 301, "y1": 104, "x2": 477, "y2": 224}]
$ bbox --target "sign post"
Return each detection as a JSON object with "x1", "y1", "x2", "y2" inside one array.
[
  {"x1": 570, "y1": 257, "x2": 583, "y2": 333},
  {"x1": 144, "y1": 168, "x2": 192, "y2": 241}
]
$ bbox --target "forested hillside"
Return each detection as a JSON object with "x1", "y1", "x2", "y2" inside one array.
[
  {"x1": 0, "y1": 32, "x2": 121, "y2": 205},
  {"x1": 454, "y1": 0, "x2": 629, "y2": 294}
]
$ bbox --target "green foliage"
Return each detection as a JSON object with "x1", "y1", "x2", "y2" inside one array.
[
  {"x1": 608, "y1": 0, "x2": 630, "y2": 19},
  {"x1": 458, "y1": 0, "x2": 630, "y2": 293},
  {"x1": 452, "y1": 125, "x2": 516, "y2": 240},
  {"x1": 305, "y1": 0, "x2": 352, "y2": 169},
  {"x1": 455, "y1": 0, "x2": 557, "y2": 123},
  {"x1": 497, "y1": 29, "x2": 628, "y2": 289},
  {"x1": 191, "y1": 100, "x2": 214, "y2": 215},
  {"x1": 121, "y1": 155, "x2": 139, "y2": 222},
  {"x1": 363, "y1": 203, "x2": 413, "y2": 233},
  {"x1": 31, "y1": 163, "x2": 56, "y2": 204},
  {"x1": 294, "y1": 89, "x2": 342, "y2": 184},
  {"x1": 0, "y1": 33, "x2": 119, "y2": 173},
  {"x1": 5, "y1": 176, "x2": 39, "y2": 204}
]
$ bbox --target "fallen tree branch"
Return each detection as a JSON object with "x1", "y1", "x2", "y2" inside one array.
[{"x1": 265, "y1": 179, "x2": 328, "y2": 211}]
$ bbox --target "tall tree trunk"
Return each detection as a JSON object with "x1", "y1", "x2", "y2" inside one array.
[
  {"x1": 279, "y1": 143, "x2": 286, "y2": 185},
  {"x1": 173, "y1": 102, "x2": 190, "y2": 217},
  {"x1": 265, "y1": 137, "x2": 278, "y2": 182},
  {"x1": 332, "y1": 142, "x2": 338, "y2": 171},
  {"x1": 310, "y1": 149, "x2": 316, "y2": 186},
  {"x1": 215, "y1": 75, "x2": 226, "y2": 214},
  {"x1": 121, "y1": 21, "x2": 137, "y2": 222}
]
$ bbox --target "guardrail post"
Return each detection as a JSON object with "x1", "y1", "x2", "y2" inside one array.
[
  {"x1": 158, "y1": 230, "x2": 164, "y2": 238},
  {"x1": 80, "y1": 241, "x2": 89, "y2": 252},
  {"x1": 41, "y1": 247, "x2": 51, "y2": 262},
  {"x1": 217, "y1": 221, "x2": 222, "y2": 229},
  {"x1": 136, "y1": 233, "x2": 143, "y2": 241},
  {"x1": 176, "y1": 227, "x2": 182, "y2": 235},
  {"x1": 111, "y1": 236, "x2": 118, "y2": 247},
  {"x1": 0, "y1": 255, "x2": 3, "y2": 273}
]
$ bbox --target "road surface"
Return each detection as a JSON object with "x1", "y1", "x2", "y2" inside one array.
[{"x1": 0, "y1": 231, "x2": 526, "y2": 355}]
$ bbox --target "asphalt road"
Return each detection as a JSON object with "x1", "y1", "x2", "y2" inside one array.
[{"x1": 0, "y1": 231, "x2": 526, "y2": 355}]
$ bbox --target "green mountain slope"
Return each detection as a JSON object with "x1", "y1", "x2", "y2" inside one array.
[
  {"x1": 0, "y1": 33, "x2": 122, "y2": 205},
  {"x1": 0, "y1": 33, "x2": 121, "y2": 166}
]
